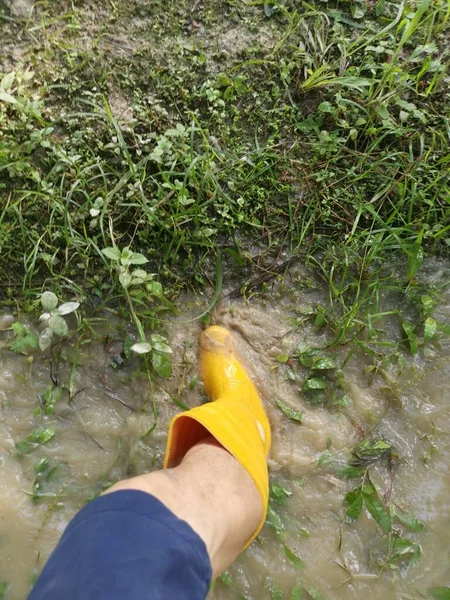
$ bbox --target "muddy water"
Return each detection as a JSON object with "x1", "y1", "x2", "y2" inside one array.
[{"x1": 0, "y1": 261, "x2": 449, "y2": 599}]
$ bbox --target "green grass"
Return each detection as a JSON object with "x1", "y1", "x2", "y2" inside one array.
[{"x1": 0, "y1": 0, "x2": 449, "y2": 342}]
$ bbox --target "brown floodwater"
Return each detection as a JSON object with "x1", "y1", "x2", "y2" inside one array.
[{"x1": 0, "y1": 260, "x2": 449, "y2": 599}]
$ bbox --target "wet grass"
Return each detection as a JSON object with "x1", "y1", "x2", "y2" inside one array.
[{"x1": 0, "y1": 0, "x2": 448, "y2": 328}]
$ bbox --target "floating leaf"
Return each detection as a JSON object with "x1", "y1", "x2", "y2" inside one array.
[
  {"x1": 34, "y1": 458, "x2": 50, "y2": 474},
  {"x1": 306, "y1": 588, "x2": 322, "y2": 600},
  {"x1": 402, "y1": 321, "x2": 419, "y2": 354},
  {"x1": 291, "y1": 582, "x2": 303, "y2": 600},
  {"x1": 297, "y1": 348, "x2": 319, "y2": 367},
  {"x1": 130, "y1": 342, "x2": 152, "y2": 354},
  {"x1": 41, "y1": 385, "x2": 63, "y2": 416},
  {"x1": 351, "y1": 439, "x2": 393, "y2": 466},
  {"x1": 48, "y1": 315, "x2": 69, "y2": 337},
  {"x1": 266, "y1": 505, "x2": 284, "y2": 535},
  {"x1": 271, "y1": 583, "x2": 282, "y2": 600},
  {"x1": 421, "y1": 294, "x2": 434, "y2": 315},
  {"x1": 270, "y1": 482, "x2": 292, "y2": 506},
  {"x1": 15, "y1": 428, "x2": 56, "y2": 454},
  {"x1": 276, "y1": 353, "x2": 289, "y2": 363},
  {"x1": 424, "y1": 317, "x2": 437, "y2": 343},
  {"x1": 387, "y1": 536, "x2": 421, "y2": 568},
  {"x1": 311, "y1": 357, "x2": 336, "y2": 370},
  {"x1": 302, "y1": 376, "x2": 327, "y2": 391},
  {"x1": 363, "y1": 492, "x2": 392, "y2": 533},
  {"x1": 429, "y1": 588, "x2": 450, "y2": 600},
  {"x1": 40, "y1": 291, "x2": 58, "y2": 311},
  {"x1": 152, "y1": 351, "x2": 172, "y2": 378},
  {"x1": 345, "y1": 489, "x2": 364, "y2": 520},
  {"x1": 393, "y1": 506, "x2": 425, "y2": 532},
  {"x1": 56, "y1": 302, "x2": 80, "y2": 316},
  {"x1": 283, "y1": 544, "x2": 305, "y2": 569},
  {"x1": 102, "y1": 247, "x2": 121, "y2": 261},
  {"x1": 275, "y1": 399, "x2": 304, "y2": 423},
  {"x1": 338, "y1": 465, "x2": 366, "y2": 478},
  {"x1": 0, "y1": 582, "x2": 10, "y2": 599}
]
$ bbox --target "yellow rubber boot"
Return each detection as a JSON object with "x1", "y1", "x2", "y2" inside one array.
[{"x1": 164, "y1": 326, "x2": 271, "y2": 549}]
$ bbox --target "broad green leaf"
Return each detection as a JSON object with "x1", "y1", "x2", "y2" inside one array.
[
  {"x1": 429, "y1": 588, "x2": 450, "y2": 600},
  {"x1": 48, "y1": 315, "x2": 69, "y2": 337},
  {"x1": 270, "y1": 482, "x2": 292, "y2": 506},
  {"x1": 314, "y1": 313, "x2": 326, "y2": 327},
  {"x1": 421, "y1": 294, "x2": 434, "y2": 315},
  {"x1": 311, "y1": 357, "x2": 336, "y2": 370},
  {"x1": 306, "y1": 588, "x2": 322, "y2": 600},
  {"x1": 302, "y1": 376, "x2": 327, "y2": 391},
  {"x1": 375, "y1": 0, "x2": 386, "y2": 16},
  {"x1": 298, "y1": 348, "x2": 319, "y2": 367},
  {"x1": 276, "y1": 353, "x2": 289, "y2": 363},
  {"x1": 147, "y1": 281, "x2": 163, "y2": 298},
  {"x1": 34, "y1": 458, "x2": 50, "y2": 474},
  {"x1": 152, "y1": 351, "x2": 172, "y2": 378},
  {"x1": 101, "y1": 247, "x2": 121, "y2": 261},
  {"x1": 393, "y1": 506, "x2": 425, "y2": 532},
  {"x1": 388, "y1": 537, "x2": 421, "y2": 568},
  {"x1": 283, "y1": 544, "x2": 305, "y2": 569},
  {"x1": 41, "y1": 385, "x2": 63, "y2": 416},
  {"x1": 119, "y1": 272, "x2": 132, "y2": 288},
  {"x1": 338, "y1": 465, "x2": 366, "y2": 478},
  {"x1": 1, "y1": 71, "x2": 15, "y2": 91},
  {"x1": 130, "y1": 342, "x2": 152, "y2": 354},
  {"x1": 271, "y1": 583, "x2": 282, "y2": 600},
  {"x1": 15, "y1": 428, "x2": 56, "y2": 454},
  {"x1": 264, "y1": 3, "x2": 274, "y2": 17},
  {"x1": 129, "y1": 252, "x2": 149, "y2": 265},
  {"x1": 56, "y1": 302, "x2": 80, "y2": 316},
  {"x1": 346, "y1": 490, "x2": 363, "y2": 520},
  {"x1": 0, "y1": 581, "x2": 10, "y2": 599},
  {"x1": 0, "y1": 90, "x2": 17, "y2": 104},
  {"x1": 363, "y1": 493, "x2": 392, "y2": 533},
  {"x1": 291, "y1": 582, "x2": 303, "y2": 600},
  {"x1": 41, "y1": 291, "x2": 58, "y2": 311},
  {"x1": 266, "y1": 505, "x2": 284, "y2": 535},
  {"x1": 150, "y1": 334, "x2": 172, "y2": 354},
  {"x1": 424, "y1": 317, "x2": 437, "y2": 343},
  {"x1": 275, "y1": 399, "x2": 304, "y2": 423},
  {"x1": 402, "y1": 321, "x2": 419, "y2": 354}
]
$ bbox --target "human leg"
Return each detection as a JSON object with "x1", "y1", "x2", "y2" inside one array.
[{"x1": 29, "y1": 326, "x2": 270, "y2": 598}]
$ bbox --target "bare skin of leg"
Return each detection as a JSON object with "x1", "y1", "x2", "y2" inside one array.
[{"x1": 104, "y1": 436, "x2": 263, "y2": 579}]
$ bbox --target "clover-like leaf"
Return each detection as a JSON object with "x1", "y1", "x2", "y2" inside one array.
[
  {"x1": 130, "y1": 342, "x2": 152, "y2": 354},
  {"x1": 39, "y1": 327, "x2": 54, "y2": 351},
  {"x1": 56, "y1": 302, "x2": 80, "y2": 316},
  {"x1": 48, "y1": 315, "x2": 69, "y2": 337},
  {"x1": 41, "y1": 291, "x2": 58, "y2": 311}
]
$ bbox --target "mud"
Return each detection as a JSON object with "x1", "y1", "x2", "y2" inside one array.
[{"x1": 1, "y1": 261, "x2": 449, "y2": 598}]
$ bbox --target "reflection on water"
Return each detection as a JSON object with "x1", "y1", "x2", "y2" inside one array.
[{"x1": 0, "y1": 261, "x2": 449, "y2": 599}]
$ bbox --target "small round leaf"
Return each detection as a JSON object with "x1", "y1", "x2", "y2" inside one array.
[
  {"x1": 39, "y1": 327, "x2": 54, "y2": 351},
  {"x1": 48, "y1": 315, "x2": 69, "y2": 337},
  {"x1": 41, "y1": 291, "x2": 58, "y2": 311}
]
